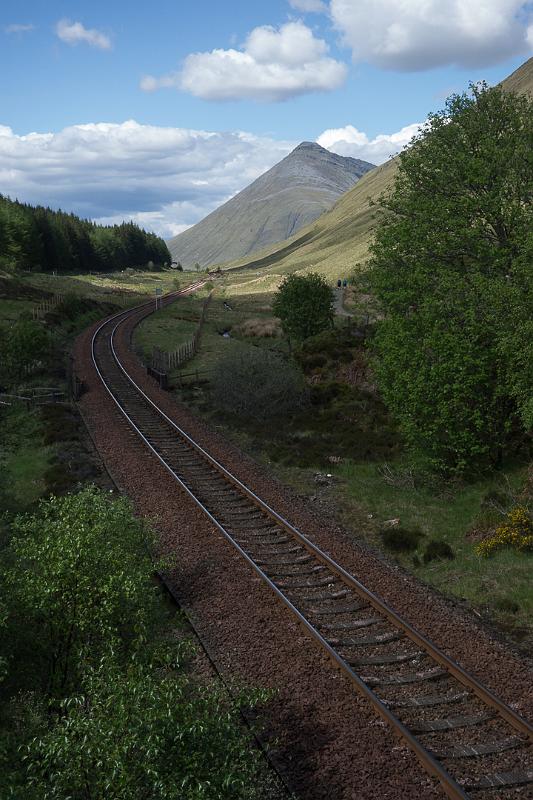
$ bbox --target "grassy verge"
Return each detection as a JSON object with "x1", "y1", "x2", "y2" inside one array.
[{"x1": 333, "y1": 460, "x2": 532, "y2": 647}]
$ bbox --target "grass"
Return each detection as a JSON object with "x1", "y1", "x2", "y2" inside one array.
[
  {"x1": 133, "y1": 294, "x2": 201, "y2": 361},
  {"x1": 0, "y1": 299, "x2": 35, "y2": 324},
  {"x1": 134, "y1": 284, "x2": 287, "y2": 379},
  {"x1": 0, "y1": 405, "x2": 52, "y2": 511},
  {"x1": 16, "y1": 269, "x2": 192, "y2": 308},
  {"x1": 3, "y1": 267, "x2": 531, "y2": 653},
  {"x1": 325, "y1": 459, "x2": 532, "y2": 648}
]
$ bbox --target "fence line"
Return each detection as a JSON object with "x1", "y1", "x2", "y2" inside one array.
[
  {"x1": 0, "y1": 387, "x2": 66, "y2": 407},
  {"x1": 151, "y1": 291, "x2": 213, "y2": 373},
  {"x1": 32, "y1": 294, "x2": 64, "y2": 320}
]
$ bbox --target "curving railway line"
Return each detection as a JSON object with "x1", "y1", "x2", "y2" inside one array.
[{"x1": 90, "y1": 288, "x2": 533, "y2": 800}]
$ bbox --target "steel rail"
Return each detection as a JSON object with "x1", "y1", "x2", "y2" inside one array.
[{"x1": 89, "y1": 292, "x2": 532, "y2": 800}]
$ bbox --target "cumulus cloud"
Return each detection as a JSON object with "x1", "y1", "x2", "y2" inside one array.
[
  {"x1": 4, "y1": 23, "x2": 35, "y2": 34},
  {"x1": 317, "y1": 121, "x2": 424, "y2": 164},
  {"x1": 0, "y1": 121, "x2": 293, "y2": 238},
  {"x1": 55, "y1": 19, "x2": 111, "y2": 50},
  {"x1": 289, "y1": 0, "x2": 327, "y2": 12},
  {"x1": 142, "y1": 21, "x2": 347, "y2": 101},
  {"x1": 329, "y1": 0, "x2": 532, "y2": 70}
]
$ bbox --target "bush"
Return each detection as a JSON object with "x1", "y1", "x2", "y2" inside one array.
[
  {"x1": 211, "y1": 348, "x2": 307, "y2": 421},
  {"x1": 423, "y1": 539, "x2": 455, "y2": 563},
  {"x1": 3, "y1": 487, "x2": 158, "y2": 699},
  {"x1": 380, "y1": 526, "x2": 424, "y2": 553},
  {"x1": 302, "y1": 353, "x2": 328, "y2": 370},
  {"x1": 476, "y1": 506, "x2": 533, "y2": 557},
  {"x1": 23, "y1": 650, "x2": 267, "y2": 800},
  {"x1": 237, "y1": 318, "x2": 281, "y2": 338},
  {"x1": 494, "y1": 597, "x2": 520, "y2": 614}
]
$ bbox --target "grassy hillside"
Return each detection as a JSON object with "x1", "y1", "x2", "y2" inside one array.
[
  {"x1": 500, "y1": 55, "x2": 533, "y2": 95},
  {"x1": 223, "y1": 159, "x2": 397, "y2": 282},
  {"x1": 222, "y1": 56, "x2": 533, "y2": 284}
]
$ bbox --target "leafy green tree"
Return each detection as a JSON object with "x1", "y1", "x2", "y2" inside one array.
[
  {"x1": 367, "y1": 83, "x2": 532, "y2": 471},
  {"x1": 272, "y1": 272, "x2": 334, "y2": 344},
  {"x1": 3, "y1": 487, "x2": 158, "y2": 698},
  {"x1": 23, "y1": 650, "x2": 267, "y2": 800}
]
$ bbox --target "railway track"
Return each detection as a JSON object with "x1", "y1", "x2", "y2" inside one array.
[{"x1": 91, "y1": 290, "x2": 533, "y2": 800}]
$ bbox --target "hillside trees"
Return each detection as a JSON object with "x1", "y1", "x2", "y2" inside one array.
[
  {"x1": 368, "y1": 83, "x2": 532, "y2": 471},
  {"x1": 273, "y1": 272, "x2": 334, "y2": 344},
  {"x1": 0, "y1": 195, "x2": 171, "y2": 273}
]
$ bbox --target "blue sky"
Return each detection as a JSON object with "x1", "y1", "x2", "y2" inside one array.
[{"x1": 1, "y1": 0, "x2": 531, "y2": 237}]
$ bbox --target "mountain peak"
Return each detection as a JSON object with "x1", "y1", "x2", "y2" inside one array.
[
  {"x1": 293, "y1": 141, "x2": 326, "y2": 152},
  {"x1": 168, "y1": 142, "x2": 376, "y2": 268}
]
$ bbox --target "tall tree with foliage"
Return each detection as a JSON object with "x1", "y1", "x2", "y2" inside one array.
[
  {"x1": 368, "y1": 83, "x2": 532, "y2": 471},
  {"x1": 273, "y1": 272, "x2": 334, "y2": 344}
]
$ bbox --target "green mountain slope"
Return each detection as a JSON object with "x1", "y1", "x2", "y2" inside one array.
[{"x1": 224, "y1": 57, "x2": 533, "y2": 282}]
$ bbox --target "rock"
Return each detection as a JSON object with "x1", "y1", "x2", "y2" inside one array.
[{"x1": 383, "y1": 518, "x2": 400, "y2": 528}]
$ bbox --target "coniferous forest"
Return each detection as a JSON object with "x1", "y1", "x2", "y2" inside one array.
[{"x1": 0, "y1": 194, "x2": 171, "y2": 273}]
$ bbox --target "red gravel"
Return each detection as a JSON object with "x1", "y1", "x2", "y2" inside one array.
[{"x1": 73, "y1": 305, "x2": 532, "y2": 800}]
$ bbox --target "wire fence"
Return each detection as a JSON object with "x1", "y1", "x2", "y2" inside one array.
[
  {"x1": 32, "y1": 294, "x2": 64, "y2": 320},
  {"x1": 151, "y1": 291, "x2": 213, "y2": 373},
  {"x1": 0, "y1": 387, "x2": 66, "y2": 408}
]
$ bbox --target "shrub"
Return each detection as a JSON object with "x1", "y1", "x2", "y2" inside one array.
[
  {"x1": 302, "y1": 353, "x2": 328, "y2": 370},
  {"x1": 3, "y1": 487, "x2": 158, "y2": 699},
  {"x1": 494, "y1": 597, "x2": 520, "y2": 614},
  {"x1": 237, "y1": 318, "x2": 281, "y2": 338},
  {"x1": 423, "y1": 539, "x2": 455, "y2": 563},
  {"x1": 476, "y1": 506, "x2": 533, "y2": 557},
  {"x1": 380, "y1": 526, "x2": 424, "y2": 553},
  {"x1": 211, "y1": 348, "x2": 307, "y2": 421},
  {"x1": 23, "y1": 650, "x2": 267, "y2": 800}
]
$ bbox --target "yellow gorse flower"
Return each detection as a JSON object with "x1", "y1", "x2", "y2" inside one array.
[{"x1": 476, "y1": 506, "x2": 533, "y2": 557}]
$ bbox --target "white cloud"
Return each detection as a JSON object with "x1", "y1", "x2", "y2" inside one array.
[
  {"x1": 527, "y1": 23, "x2": 533, "y2": 48},
  {"x1": 4, "y1": 23, "x2": 35, "y2": 34},
  {"x1": 0, "y1": 121, "x2": 294, "y2": 238},
  {"x1": 329, "y1": 0, "x2": 532, "y2": 70},
  {"x1": 55, "y1": 19, "x2": 111, "y2": 50},
  {"x1": 142, "y1": 21, "x2": 347, "y2": 101},
  {"x1": 288, "y1": 0, "x2": 327, "y2": 13},
  {"x1": 317, "y1": 121, "x2": 424, "y2": 164}
]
